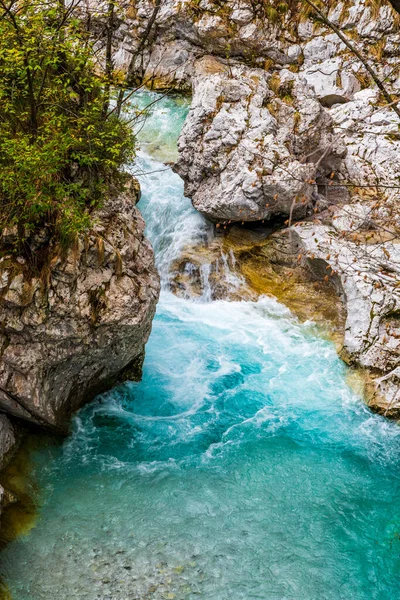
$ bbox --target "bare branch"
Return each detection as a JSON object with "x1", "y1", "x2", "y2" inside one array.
[{"x1": 302, "y1": 0, "x2": 400, "y2": 121}]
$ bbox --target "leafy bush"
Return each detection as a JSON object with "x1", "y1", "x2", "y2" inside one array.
[{"x1": 0, "y1": 0, "x2": 136, "y2": 250}]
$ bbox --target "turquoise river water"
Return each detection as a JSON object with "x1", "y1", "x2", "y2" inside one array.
[{"x1": 1, "y1": 93, "x2": 400, "y2": 599}]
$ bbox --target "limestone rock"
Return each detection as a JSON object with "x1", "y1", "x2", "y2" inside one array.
[
  {"x1": 110, "y1": 0, "x2": 400, "y2": 93},
  {"x1": 302, "y1": 57, "x2": 361, "y2": 106},
  {"x1": 174, "y1": 58, "x2": 343, "y2": 223},
  {"x1": 142, "y1": 39, "x2": 198, "y2": 92},
  {"x1": 331, "y1": 89, "x2": 400, "y2": 191},
  {"x1": 292, "y1": 209, "x2": 400, "y2": 417},
  {"x1": 0, "y1": 181, "x2": 160, "y2": 432}
]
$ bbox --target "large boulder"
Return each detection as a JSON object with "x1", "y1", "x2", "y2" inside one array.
[
  {"x1": 174, "y1": 57, "x2": 344, "y2": 223},
  {"x1": 0, "y1": 180, "x2": 160, "y2": 432}
]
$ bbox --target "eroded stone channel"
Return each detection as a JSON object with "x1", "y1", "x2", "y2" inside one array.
[{"x1": 1, "y1": 93, "x2": 400, "y2": 600}]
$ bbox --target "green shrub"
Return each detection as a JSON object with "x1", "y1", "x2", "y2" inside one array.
[{"x1": 0, "y1": 0, "x2": 136, "y2": 250}]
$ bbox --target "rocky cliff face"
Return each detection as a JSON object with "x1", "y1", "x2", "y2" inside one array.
[
  {"x1": 0, "y1": 180, "x2": 160, "y2": 436},
  {"x1": 109, "y1": 0, "x2": 400, "y2": 416},
  {"x1": 112, "y1": 0, "x2": 400, "y2": 96},
  {"x1": 292, "y1": 216, "x2": 400, "y2": 417}
]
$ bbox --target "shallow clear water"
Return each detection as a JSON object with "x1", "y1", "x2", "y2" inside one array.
[{"x1": 1, "y1": 94, "x2": 400, "y2": 600}]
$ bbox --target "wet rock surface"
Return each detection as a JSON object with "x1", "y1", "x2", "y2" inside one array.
[
  {"x1": 170, "y1": 212, "x2": 399, "y2": 416},
  {"x1": 0, "y1": 415, "x2": 16, "y2": 505},
  {"x1": 170, "y1": 225, "x2": 346, "y2": 342},
  {"x1": 0, "y1": 180, "x2": 160, "y2": 433},
  {"x1": 292, "y1": 208, "x2": 400, "y2": 417}
]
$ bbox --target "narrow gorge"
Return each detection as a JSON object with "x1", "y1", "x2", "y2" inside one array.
[
  {"x1": 0, "y1": 0, "x2": 400, "y2": 598},
  {"x1": 0, "y1": 91, "x2": 399, "y2": 600}
]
